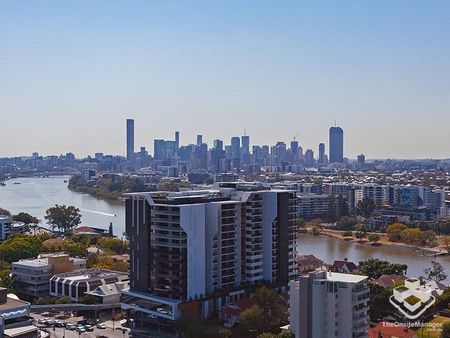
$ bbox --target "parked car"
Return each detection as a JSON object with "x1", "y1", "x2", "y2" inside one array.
[
  {"x1": 65, "y1": 323, "x2": 76, "y2": 330},
  {"x1": 96, "y1": 324, "x2": 106, "y2": 329},
  {"x1": 85, "y1": 325, "x2": 94, "y2": 332},
  {"x1": 76, "y1": 326, "x2": 86, "y2": 333}
]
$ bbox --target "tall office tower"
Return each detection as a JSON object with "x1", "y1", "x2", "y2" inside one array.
[
  {"x1": 153, "y1": 139, "x2": 166, "y2": 161},
  {"x1": 197, "y1": 135, "x2": 203, "y2": 146},
  {"x1": 230, "y1": 137, "x2": 240, "y2": 160},
  {"x1": 126, "y1": 119, "x2": 134, "y2": 161},
  {"x1": 122, "y1": 183, "x2": 297, "y2": 325},
  {"x1": 329, "y1": 126, "x2": 344, "y2": 163},
  {"x1": 241, "y1": 135, "x2": 250, "y2": 153},
  {"x1": 289, "y1": 271, "x2": 370, "y2": 338},
  {"x1": 241, "y1": 135, "x2": 250, "y2": 166},
  {"x1": 357, "y1": 154, "x2": 365, "y2": 164},
  {"x1": 318, "y1": 143, "x2": 326, "y2": 164},
  {"x1": 304, "y1": 149, "x2": 315, "y2": 167},
  {"x1": 290, "y1": 140, "x2": 299, "y2": 162},
  {"x1": 175, "y1": 131, "x2": 180, "y2": 151}
]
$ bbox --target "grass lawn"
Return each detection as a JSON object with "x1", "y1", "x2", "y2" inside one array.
[{"x1": 416, "y1": 316, "x2": 450, "y2": 338}]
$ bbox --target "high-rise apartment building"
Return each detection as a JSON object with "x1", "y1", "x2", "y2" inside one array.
[
  {"x1": 289, "y1": 271, "x2": 370, "y2": 338},
  {"x1": 122, "y1": 183, "x2": 297, "y2": 325},
  {"x1": 329, "y1": 126, "x2": 344, "y2": 163},
  {"x1": 126, "y1": 119, "x2": 134, "y2": 161}
]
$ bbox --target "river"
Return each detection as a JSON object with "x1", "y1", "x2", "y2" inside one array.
[
  {"x1": 0, "y1": 177, "x2": 448, "y2": 282},
  {"x1": 298, "y1": 233, "x2": 450, "y2": 282},
  {"x1": 0, "y1": 176, "x2": 125, "y2": 236}
]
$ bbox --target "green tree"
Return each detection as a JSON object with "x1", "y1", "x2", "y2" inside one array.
[
  {"x1": 355, "y1": 231, "x2": 367, "y2": 241},
  {"x1": 240, "y1": 305, "x2": 265, "y2": 333},
  {"x1": 79, "y1": 294, "x2": 100, "y2": 304},
  {"x1": 355, "y1": 197, "x2": 376, "y2": 218},
  {"x1": 386, "y1": 223, "x2": 407, "y2": 242},
  {"x1": 0, "y1": 234, "x2": 42, "y2": 263},
  {"x1": 239, "y1": 287, "x2": 287, "y2": 334},
  {"x1": 98, "y1": 237, "x2": 128, "y2": 255},
  {"x1": 423, "y1": 260, "x2": 447, "y2": 283},
  {"x1": 337, "y1": 195, "x2": 349, "y2": 218},
  {"x1": 368, "y1": 234, "x2": 380, "y2": 244},
  {"x1": 63, "y1": 242, "x2": 87, "y2": 258},
  {"x1": 12, "y1": 212, "x2": 39, "y2": 224},
  {"x1": 358, "y1": 258, "x2": 407, "y2": 279},
  {"x1": 0, "y1": 261, "x2": 14, "y2": 292},
  {"x1": 336, "y1": 216, "x2": 358, "y2": 231},
  {"x1": 45, "y1": 204, "x2": 81, "y2": 235},
  {"x1": 343, "y1": 231, "x2": 353, "y2": 237}
]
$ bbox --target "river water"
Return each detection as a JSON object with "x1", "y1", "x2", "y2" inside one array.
[
  {"x1": 0, "y1": 177, "x2": 448, "y2": 282},
  {"x1": 0, "y1": 176, "x2": 125, "y2": 236},
  {"x1": 298, "y1": 233, "x2": 450, "y2": 282}
]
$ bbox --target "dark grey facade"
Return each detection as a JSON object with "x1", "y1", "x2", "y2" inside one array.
[{"x1": 329, "y1": 126, "x2": 344, "y2": 163}]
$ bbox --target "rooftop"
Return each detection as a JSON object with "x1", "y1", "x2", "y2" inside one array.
[
  {"x1": 321, "y1": 272, "x2": 368, "y2": 284},
  {"x1": 52, "y1": 269, "x2": 128, "y2": 282}
]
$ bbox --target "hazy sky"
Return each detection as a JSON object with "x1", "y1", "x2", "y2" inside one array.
[{"x1": 1, "y1": 1, "x2": 450, "y2": 159}]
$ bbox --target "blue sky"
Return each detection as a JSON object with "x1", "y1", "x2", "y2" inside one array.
[{"x1": 1, "y1": 1, "x2": 449, "y2": 159}]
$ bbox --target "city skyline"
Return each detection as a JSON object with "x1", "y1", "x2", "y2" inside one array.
[{"x1": 1, "y1": 1, "x2": 450, "y2": 158}]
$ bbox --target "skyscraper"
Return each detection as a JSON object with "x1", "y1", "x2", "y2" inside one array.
[
  {"x1": 126, "y1": 119, "x2": 134, "y2": 161},
  {"x1": 318, "y1": 143, "x2": 325, "y2": 164},
  {"x1": 230, "y1": 137, "x2": 240, "y2": 160},
  {"x1": 329, "y1": 126, "x2": 344, "y2": 163},
  {"x1": 196, "y1": 134, "x2": 203, "y2": 146},
  {"x1": 175, "y1": 131, "x2": 180, "y2": 151}
]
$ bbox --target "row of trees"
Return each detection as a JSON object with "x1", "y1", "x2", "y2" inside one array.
[
  {"x1": 386, "y1": 223, "x2": 436, "y2": 246},
  {"x1": 2, "y1": 203, "x2": 83, "y2": 236},
  {"x1": 68, "y1": 174, "x2": 151, "y2": 200}
]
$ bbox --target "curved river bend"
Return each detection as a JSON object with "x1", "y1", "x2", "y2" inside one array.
[{"x1": 0, "y1": 177, "x2": 448, "y2": 282}]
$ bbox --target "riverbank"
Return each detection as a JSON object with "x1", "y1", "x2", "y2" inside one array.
[
  {"x1": 68, "y1": 175, "x2": 135, "y2": 201},
  {"x1": 318, "y1": 228, "x2": 448, "y2": 256},
  {"x1": 298, "y1": 233, "x2": 450, "y2": 283}
]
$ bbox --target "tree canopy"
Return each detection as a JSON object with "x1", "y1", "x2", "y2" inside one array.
[
  {"x1": 12, "y1": 212, "x2": 39, "y2": 224},
  {"x1": 239, "y1": 287, "x2": 288, "y2": 334},
  {"x1": 423, "y1": 261, "x2": 447, "y2": 283},
  {"x1": 355, "y1": 197, "x2": 376, "y2": 218},
  {"x1": 358, "y1": 258, "x2": 407, "y2": 280},
  {"x1": 45, "y1": 204, "x2": 81, "y2": 235},
  {"x1": 0, "y1": 234, "x2": 42, "y2": 263}
]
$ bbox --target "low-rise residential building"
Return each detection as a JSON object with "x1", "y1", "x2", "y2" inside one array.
[
  {"x1": 297, "y1": 255, "x2": 323, "y2": 274},
  {"x1": 219, "y1": 298, "x2": 255, "y2": 328},
  {"x1": 372, "y1": 274, "x2": 407, "y2": 289},
  {"x1": 12, "y1": 254, "x2": 86, "y2": 300},
  {"x1": 50, "y1": 269, "x2": 129, "y2": 302},
  {"x1": 331, "y1": 260, "x2": 358, "y2": 274},
  {"x1": 289, "y1": 271, "x2": 370, "y2": 338}
]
